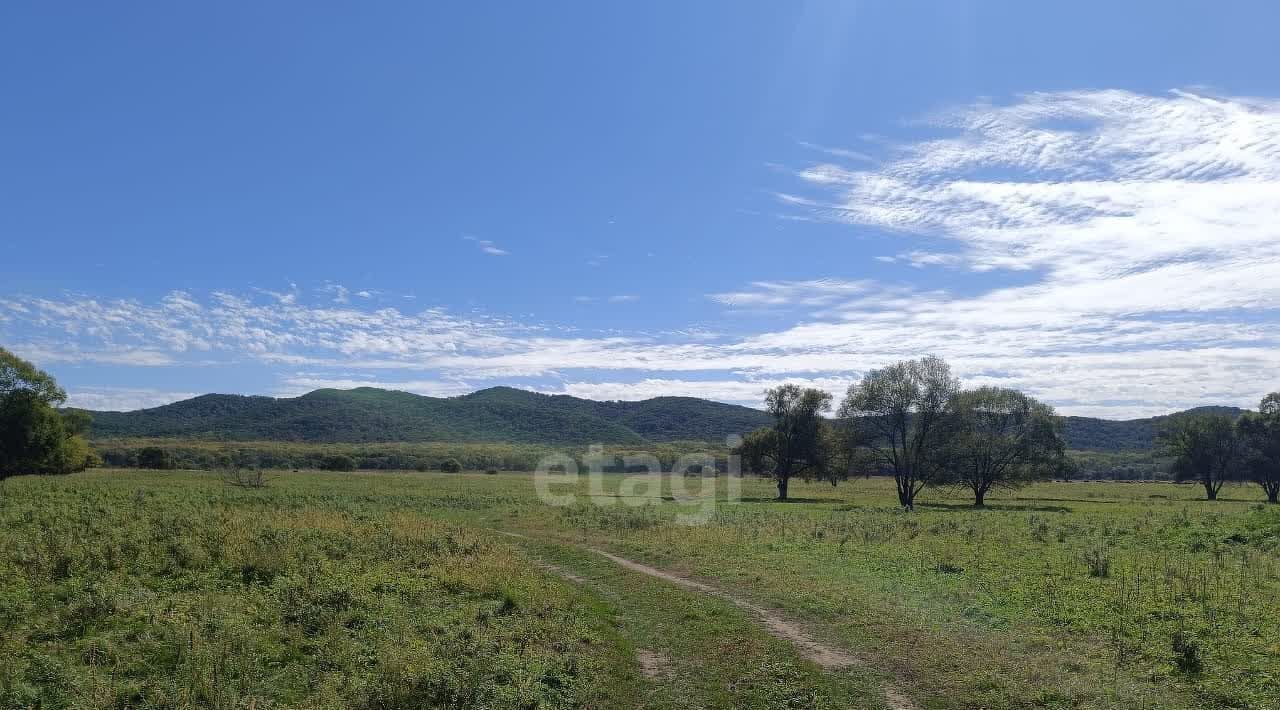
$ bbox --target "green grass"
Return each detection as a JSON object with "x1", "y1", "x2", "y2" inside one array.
[{"x1": 2, "y1": 469, "x2": 1278, "y2": 708}]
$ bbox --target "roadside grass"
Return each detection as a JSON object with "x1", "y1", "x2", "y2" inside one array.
[{"x1": 3, "y1": 469, "x2": 1277, "y2": 708}]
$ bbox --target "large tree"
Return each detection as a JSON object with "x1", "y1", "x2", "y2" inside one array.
[
  {"x1": 0, "y1": 347, "x2": 94, "y2": 478},
  {"x1": 941, "y1": 387, "x2": 1064, "y2": 507},
  {"x1": 736, "y1": 384, "x2": 831, "y2": 501},
  {"x1": 1238, "y1": 393, "x2": 1280, "y2": 504},
  {"x1": 839, "y1": 356, "x2": 959, "y2": 509},
  {"x1": 1158, "y1": 413, "x2": 1242, "y2": 501}
]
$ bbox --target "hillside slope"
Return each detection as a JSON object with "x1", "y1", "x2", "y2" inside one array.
[
  {"x1": 77, "y1": 387, "x2": 1246, "y2": 451},
  {"x1": 1062, "y1": 406, "x2": 1245, "y2": 451},
  {"x1": 79, "y1": 386, "x2": 773, "y2": 445}
]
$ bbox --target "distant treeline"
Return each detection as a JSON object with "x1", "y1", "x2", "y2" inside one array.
[
  {"x1": 92, "y1": 438, "x2": 732, "y2": 473},
  {"x1": 91, "y1": 436, "x2": 1171, "y2": 480}
]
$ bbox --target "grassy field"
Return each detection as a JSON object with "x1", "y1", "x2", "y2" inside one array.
[{"x1": 1, "y1": 469, "x2": 1277, "y2": 708}]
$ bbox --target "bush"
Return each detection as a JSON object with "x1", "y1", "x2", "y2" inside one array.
[
  {"x1": 1084, "y1": 546, "x2": 1111, "y2": 578},
  {"x1": 440, "y1": 459, "x2": 463, "y2": 473},
  {"x1": 485, "y1": 468, "x2": 499, "y2": 475},
  {"x1": 1172, "y1": 631, "x2": 1204, "y2": 674},
  {"x1": 320, "y1": 454, "x2": 356, "y2": 472},
  {"x1": 222, "y1": 466, "x2": 269, "y2": 488},
  {"x1": 136, "y1": 446, "x2": 174, "y2": 470}
]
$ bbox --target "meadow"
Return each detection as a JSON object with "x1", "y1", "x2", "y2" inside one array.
[{"x1": 1, "y1": 469, "x2": 1277, "y2": 709}]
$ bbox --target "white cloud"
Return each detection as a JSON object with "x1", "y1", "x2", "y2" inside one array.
[
  {"x1": 4, "y1": 90, "x2": 1279, "y2": 419},
  {"x1": 708, "y1": 279, "x2": 873, "y2": 308},
  {"x1": 66, "y1": 387, "x2": 197, "y2": 411},
  {"x1": 545, "y1": 376, "x2": 857, "y2": 407},
  {"x1": 797, "y1": 140, "x2": 876, "y2": 163},
  {"x1": 464, "y1": 235, "x2": 509, "y2": 256},
  {"x1": 274, "y1": 377, "x2": 474, "y2": 399}
]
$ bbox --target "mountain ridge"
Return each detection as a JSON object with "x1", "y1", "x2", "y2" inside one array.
[{"x1": 73, "y1": 387, "x2": 1247, "y2": 452}]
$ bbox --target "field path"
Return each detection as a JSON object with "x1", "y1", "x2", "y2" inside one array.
[
  {"x1": 587, "y1": 548, "x2": 919, "y2": 710},
  {"x1": 492, "y1": 528, "x2": 917, "y2": 710}
]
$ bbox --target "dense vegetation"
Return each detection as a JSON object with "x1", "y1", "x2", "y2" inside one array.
[
  {"x1": 75, "y1": 385, "x2": 1247, "y2": 455},
  {"x1": 1063, "y1": 406, "x2": 1246, "y2": 452},
  {"x1": 0, "y1": 348, "x2": 96, "y2": 478},
  {"x1": 91, "y1": 437, "x2": 726, "y2": 474},
  {"x1": 76, "y1": 387, "x2": 772, "y2": 446}
]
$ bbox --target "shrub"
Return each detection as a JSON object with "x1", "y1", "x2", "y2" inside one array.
[
  {"x1": 1172, "y1": 631, "x2": 1204, "y2": 674},
  {"x1": 320, "y1": 454, "x2": 357, "y2": 472},
  {"x1": 440, "y1": 459, "x2": 463, "y2": 473},
  {"x1": 136, "y1": 446, "x2": 174, "y2": 470},
  {"x1": 1084, "y1": 546, "x2": 1111, "y2": 578},
  {"x1": 222, "y1": 466, "x2": 269, "y2": 489}
]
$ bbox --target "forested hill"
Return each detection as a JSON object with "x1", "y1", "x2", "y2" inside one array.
[
  {"x1": 75, "y1": 387, "x2": 1246, "y2": 451},
  {"x1": 1062, "y1": 406, "x2": 1246, "y2": 452},
  {"x1": 76, "y1": 387, "x2": 774, "y2": 445}
]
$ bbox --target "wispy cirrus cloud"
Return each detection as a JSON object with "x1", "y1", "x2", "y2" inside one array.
[
  {"x1": 708, "y1": 278, "x2": 873, "y2": 308},
  {"x1": 463, "y1": 235, "x2": 509, "y2": 256}
]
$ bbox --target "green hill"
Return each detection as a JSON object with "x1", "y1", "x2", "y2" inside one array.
[
  {"x1": 77, "y1": 386, "x2": 773, "y2": 445},
  {"x1": 75, "y1": 386, "x2": 1246, "y2": 452},
  {"x1": 1061, "y1": 406, "x2": 1246, "y2": 452}
]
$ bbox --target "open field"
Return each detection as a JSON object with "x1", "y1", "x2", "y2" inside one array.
[{"x1": 2, "y1": 469, "x2": 1278, "y2": 709}]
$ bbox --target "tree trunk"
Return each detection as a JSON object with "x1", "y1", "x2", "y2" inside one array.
[
  {"x1": 897, "y1": 480, "x2": 914, "y2": 510},
  {"x1": 1204, "y1": 481, "x2": 1218, "y2": 501},
  {"x1": 776, "y1": 476, "x2": 789, "y2": 501},
  {"x1": 1265, "y1": 482, "x2": 1279, "y2": 504},
  {"x1": 974, "y1": 488, "x2": 986, "y2": 508}
]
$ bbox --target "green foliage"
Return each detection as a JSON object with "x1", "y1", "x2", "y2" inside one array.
[
  {"x1": 76, "y1": 386, "x2": 772, "y2": 445},
  {"x1": 1158, "y1": 413, "x2": 1244, "y2": 500},
  {"x1": 0, "y1": 350, "x2": 95, "y2": 478},
  {"x1": 135, "y1": 446, "x2": 174, "y2": 470},
  {"x1": 319, "y1": 453, "x2": 356, "y2": 472},
  {"x1": 1238, "y1": 392, "x2": 1280, "y2": 503},
  {"x1": 940, "y1": 386, "x2": 1065, "y2": 506},
  {"x1": 1063, "y1": 406, "x2": 1246, "y2": 452},
  {"x1": 839, "y1": 355, "x2": 959, "y2": 508},
  {"x1": 440, "y1": 458, "x2": 463, "y2": 473},
  {"x1": 90, "y1": 437, "x2": 732, "y2": 474},
  {"x1": 0, "y1": 346, "x2": 66, "y2": 405},
  {"x1": 735, "y1": 385, "x2": 832, "y2": 500}
]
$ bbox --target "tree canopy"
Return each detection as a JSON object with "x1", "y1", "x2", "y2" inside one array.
[
  {"x1": 1158, "y1": 413, "x2": 1242, "y2": 501},
  {"x1": 940, "y1": 387, "x2": 1065, "y2": 507},
  {"x1": 839, "y1": 356, "x2": 959, "y2": 509},
  {"x1": 0, "y1": 347, "x2": 95, "y2": 478},
  {"x1": 1238, "y1": 392, "x2": 1280, "y2": 504},
  {"x1": 736, "y1": 384, "x2": 832, "y2": 500}
]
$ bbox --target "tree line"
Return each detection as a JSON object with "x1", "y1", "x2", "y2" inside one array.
[{"x1": 736, "y1": 356, "x2": 1280, "y2": 508}]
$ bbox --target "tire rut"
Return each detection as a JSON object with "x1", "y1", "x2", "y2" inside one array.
[{"x1": 488, "y1": 529, "x2": 919, "y2": 710}]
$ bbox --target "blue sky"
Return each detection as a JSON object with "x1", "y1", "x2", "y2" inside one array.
[{"x1": 3, "y1": 1, "x2": 1280, "y2": 418}]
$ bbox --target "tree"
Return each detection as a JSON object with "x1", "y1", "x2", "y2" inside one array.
[
  {"x1": 440, "y1": 458, "x2": 463, "y2": 473},
  {"x1": 0, "y1": 347, "x2": 94, "y2": 478},
  {"x1": 941, "y1": 387, "x2": 1064, "y2": 507},
  {"x1": 320, "y1": 454, "x2": 357, "y2": 472},
  {"x1": 136, "y1": 446, "x2": 174, "y2": 470},
  {"x1": 1158, "y1": 413, "x2": 1242, "y2": 501},
  {"x1": 1238, "y1": 393, "x2": 1280, "y2": 504},
  {"x1": 736, "y1": 385, "x2": 832, "y2": 501},
  {"x1": 839, "y1": 356, "x2": 959, "y2": 510}
]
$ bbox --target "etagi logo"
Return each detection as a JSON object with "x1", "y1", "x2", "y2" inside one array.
[{"x1": 534, "y1": 438, "x2": 743, "y2": 526}]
